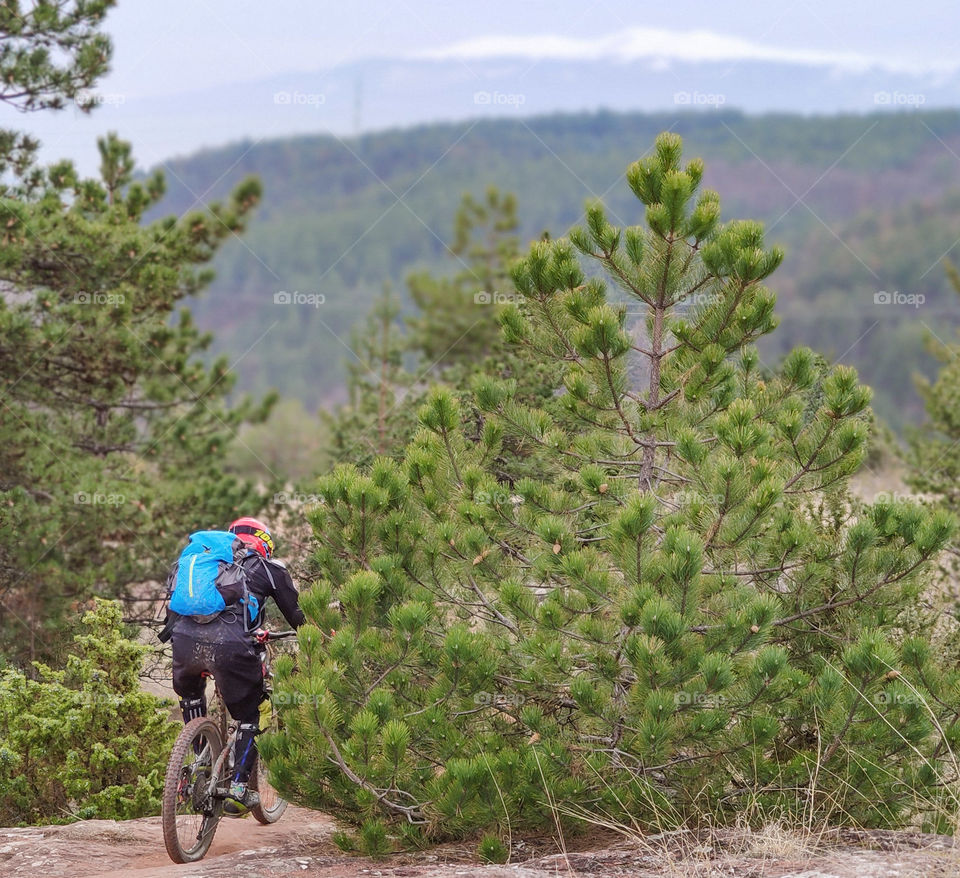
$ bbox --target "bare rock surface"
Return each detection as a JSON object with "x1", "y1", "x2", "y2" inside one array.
[{"x1": 1, "y1": 809, "x2": 958, "y2": 877}]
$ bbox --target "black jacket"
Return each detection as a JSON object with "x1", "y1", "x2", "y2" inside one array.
[{"x1": 234, "y1": 554, "x2": 305, "y2": 629}]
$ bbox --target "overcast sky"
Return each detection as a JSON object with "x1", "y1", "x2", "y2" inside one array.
[
  {"x1": 3, "y1": 1, "x2": 955, "y2": 174},
  {"x1": 105, "y1": 0, "x2": 959, "y2": 97}
]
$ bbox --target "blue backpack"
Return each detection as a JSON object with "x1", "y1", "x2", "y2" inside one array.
[{"x1": 168, "y1": 530, "x2": 260, "y2": 626}]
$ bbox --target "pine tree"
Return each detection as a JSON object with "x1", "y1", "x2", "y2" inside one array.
[
  {"x1": 0, "y1": 133, "x2": 272, "y2": 664},
  {"x1": 266, "y1": 135, "x2": 959, "y2": 851},
  {"x1": 907, "y1": 260, "x2": 960, "y2": 595},
  {"x1": 326, "y1": 191, "x2": 561, "y2": 471},
  {"x1": 0, "y1": 1, "x2": 115, "y2": 182},
  {"x1": 406, "y1": 186, "x2": 520, "y2": 371},
  {"x1": 324, "y1": 285, "x2": 415, "y2": 468}
]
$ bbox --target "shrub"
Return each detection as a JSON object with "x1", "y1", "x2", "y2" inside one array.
[{"x1": 0, "y1": 599, "x2": 177, "y2": 824}]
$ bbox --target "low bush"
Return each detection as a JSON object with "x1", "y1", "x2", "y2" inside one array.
[{"x1": 0, "y1": 599, "x2": 177, "y2": 824}]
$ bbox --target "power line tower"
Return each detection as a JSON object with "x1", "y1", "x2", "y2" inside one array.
[{"x1": 353, "y1": 74, "x2": 363, "y2": 138}]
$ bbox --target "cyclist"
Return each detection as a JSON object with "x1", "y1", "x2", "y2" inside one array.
[{"x1": 166, "y1": 517, "x2": 304, "y2": 816}]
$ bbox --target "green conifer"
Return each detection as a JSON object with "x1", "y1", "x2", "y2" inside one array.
[
  {"x1": 0, "y1": 133, "x2": 271, "y2": 663},
  {"x1": 266, "y1": 134, "x2": 959, "y2": 854}
]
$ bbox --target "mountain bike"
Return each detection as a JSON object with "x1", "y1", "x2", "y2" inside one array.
[{"x1": 161, "y1": 628, "x2": 298, "y2": 864}]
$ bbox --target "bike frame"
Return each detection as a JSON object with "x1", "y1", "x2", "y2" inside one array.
[{"x1": 197, "y1": 628, "x2": 295, "y2": 803}]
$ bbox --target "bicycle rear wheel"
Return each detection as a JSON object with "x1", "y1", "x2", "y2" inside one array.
[
  {"x1": 249, "y1": 751, "x2": 288, "y2": 823},
  {"x1": 250, "y1": 698, "x2": 288, "y2": 824},
  {"x1": 162, "y1": 717, "x2": 225, "y2": 863}
]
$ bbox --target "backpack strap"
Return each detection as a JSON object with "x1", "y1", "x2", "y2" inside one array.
[
  {"x1": 235, "y1": 553, "x2": 272, "y2": 633},
  {"x1": 157, "y1": 612, "x2": 178, "y2": 644},
  {"x1": 156, "y1": 561, "x2": 182, "y2": 643},
  {"x1": 257, "y1": 555, "x2": 277, "y2": 592},
  {"x1": 240, "y1": 556, "x2": 278, "y2": 635}
]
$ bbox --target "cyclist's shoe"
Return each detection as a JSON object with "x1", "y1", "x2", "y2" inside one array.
[{"x1": 223, "y1": 781, "x2": 259, "y2": 817}]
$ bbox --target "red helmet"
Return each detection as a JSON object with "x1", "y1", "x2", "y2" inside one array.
[{"x1": 228, "y1": 517, "x2": 274, "y2": 559}]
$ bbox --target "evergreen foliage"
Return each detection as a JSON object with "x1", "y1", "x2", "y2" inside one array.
[
  {"x1": 325, "y1": 189, "x2": 557, "y2": 470},
  {"x1": 908, "y1": 260, "x2": 960, "y2": 510},
  {"x1": 0, "y1": 0, "x2": 115, "y2": 182},
  {"x1": 0, "y1": 599, "x2": 177, "y2": 824},
  {"x1": 324, "y1": 285, "x2": 415, "y2": 467},
  {"x1": 407, "y1": 187, "x2": 520, "y2": 371},
  {"x1": 0, "y1": 131, "x2": 273, "y2": 664},
  {"x1": 907, "y1": 260, "x2": 960, "y2": 597},
  {"x1": 263, "y1": 134, "x2": 960, "y2": 855}
]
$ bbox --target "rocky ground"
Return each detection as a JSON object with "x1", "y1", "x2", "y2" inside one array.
[{"x1": 1, "y1": 807, "x2": 958, "y2": 878}]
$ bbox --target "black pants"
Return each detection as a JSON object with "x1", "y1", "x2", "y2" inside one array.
[
  {"x1": 172, "y1": 617, "x2": 265, "y2": 784},
  {"x1": 171, "y1": 617, "x2": 264, "y2": 727}
]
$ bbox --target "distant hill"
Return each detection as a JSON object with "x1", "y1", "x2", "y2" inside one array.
[
  {"x1": 152, "y1": 109, "x2": 960, "y2": 431},
  {"x1": 12, "y1": 41, "x2": 960, "y2": 174}
]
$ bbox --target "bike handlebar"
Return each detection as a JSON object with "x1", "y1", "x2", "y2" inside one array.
[
  {"x1": 254, "y1": 628, "x2": 298, "y2": 644},
  {"x1": 269, "y1": 630, "x2": 298, "y2": 639}
]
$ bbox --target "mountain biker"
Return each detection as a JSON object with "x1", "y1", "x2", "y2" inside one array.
[{"x1": 166, "y1": 517, "x2": 305, "y2": 816}]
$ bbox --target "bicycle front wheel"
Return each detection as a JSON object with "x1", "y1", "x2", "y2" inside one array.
[{"x1": 162, "y1": 717, "x2": 225, "y2": 863}]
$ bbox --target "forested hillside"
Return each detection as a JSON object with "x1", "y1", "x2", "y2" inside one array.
[{"x1": 155, "y1": 109, "x2": 960, "y2": 429}]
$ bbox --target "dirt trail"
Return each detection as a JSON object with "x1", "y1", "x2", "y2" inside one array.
[
  {"x1": 1, "y1": 806, "x2": 338, "y2": 878},
  {"x1": 2, "y1": 808, "x2": 960, "y2": 878}
]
